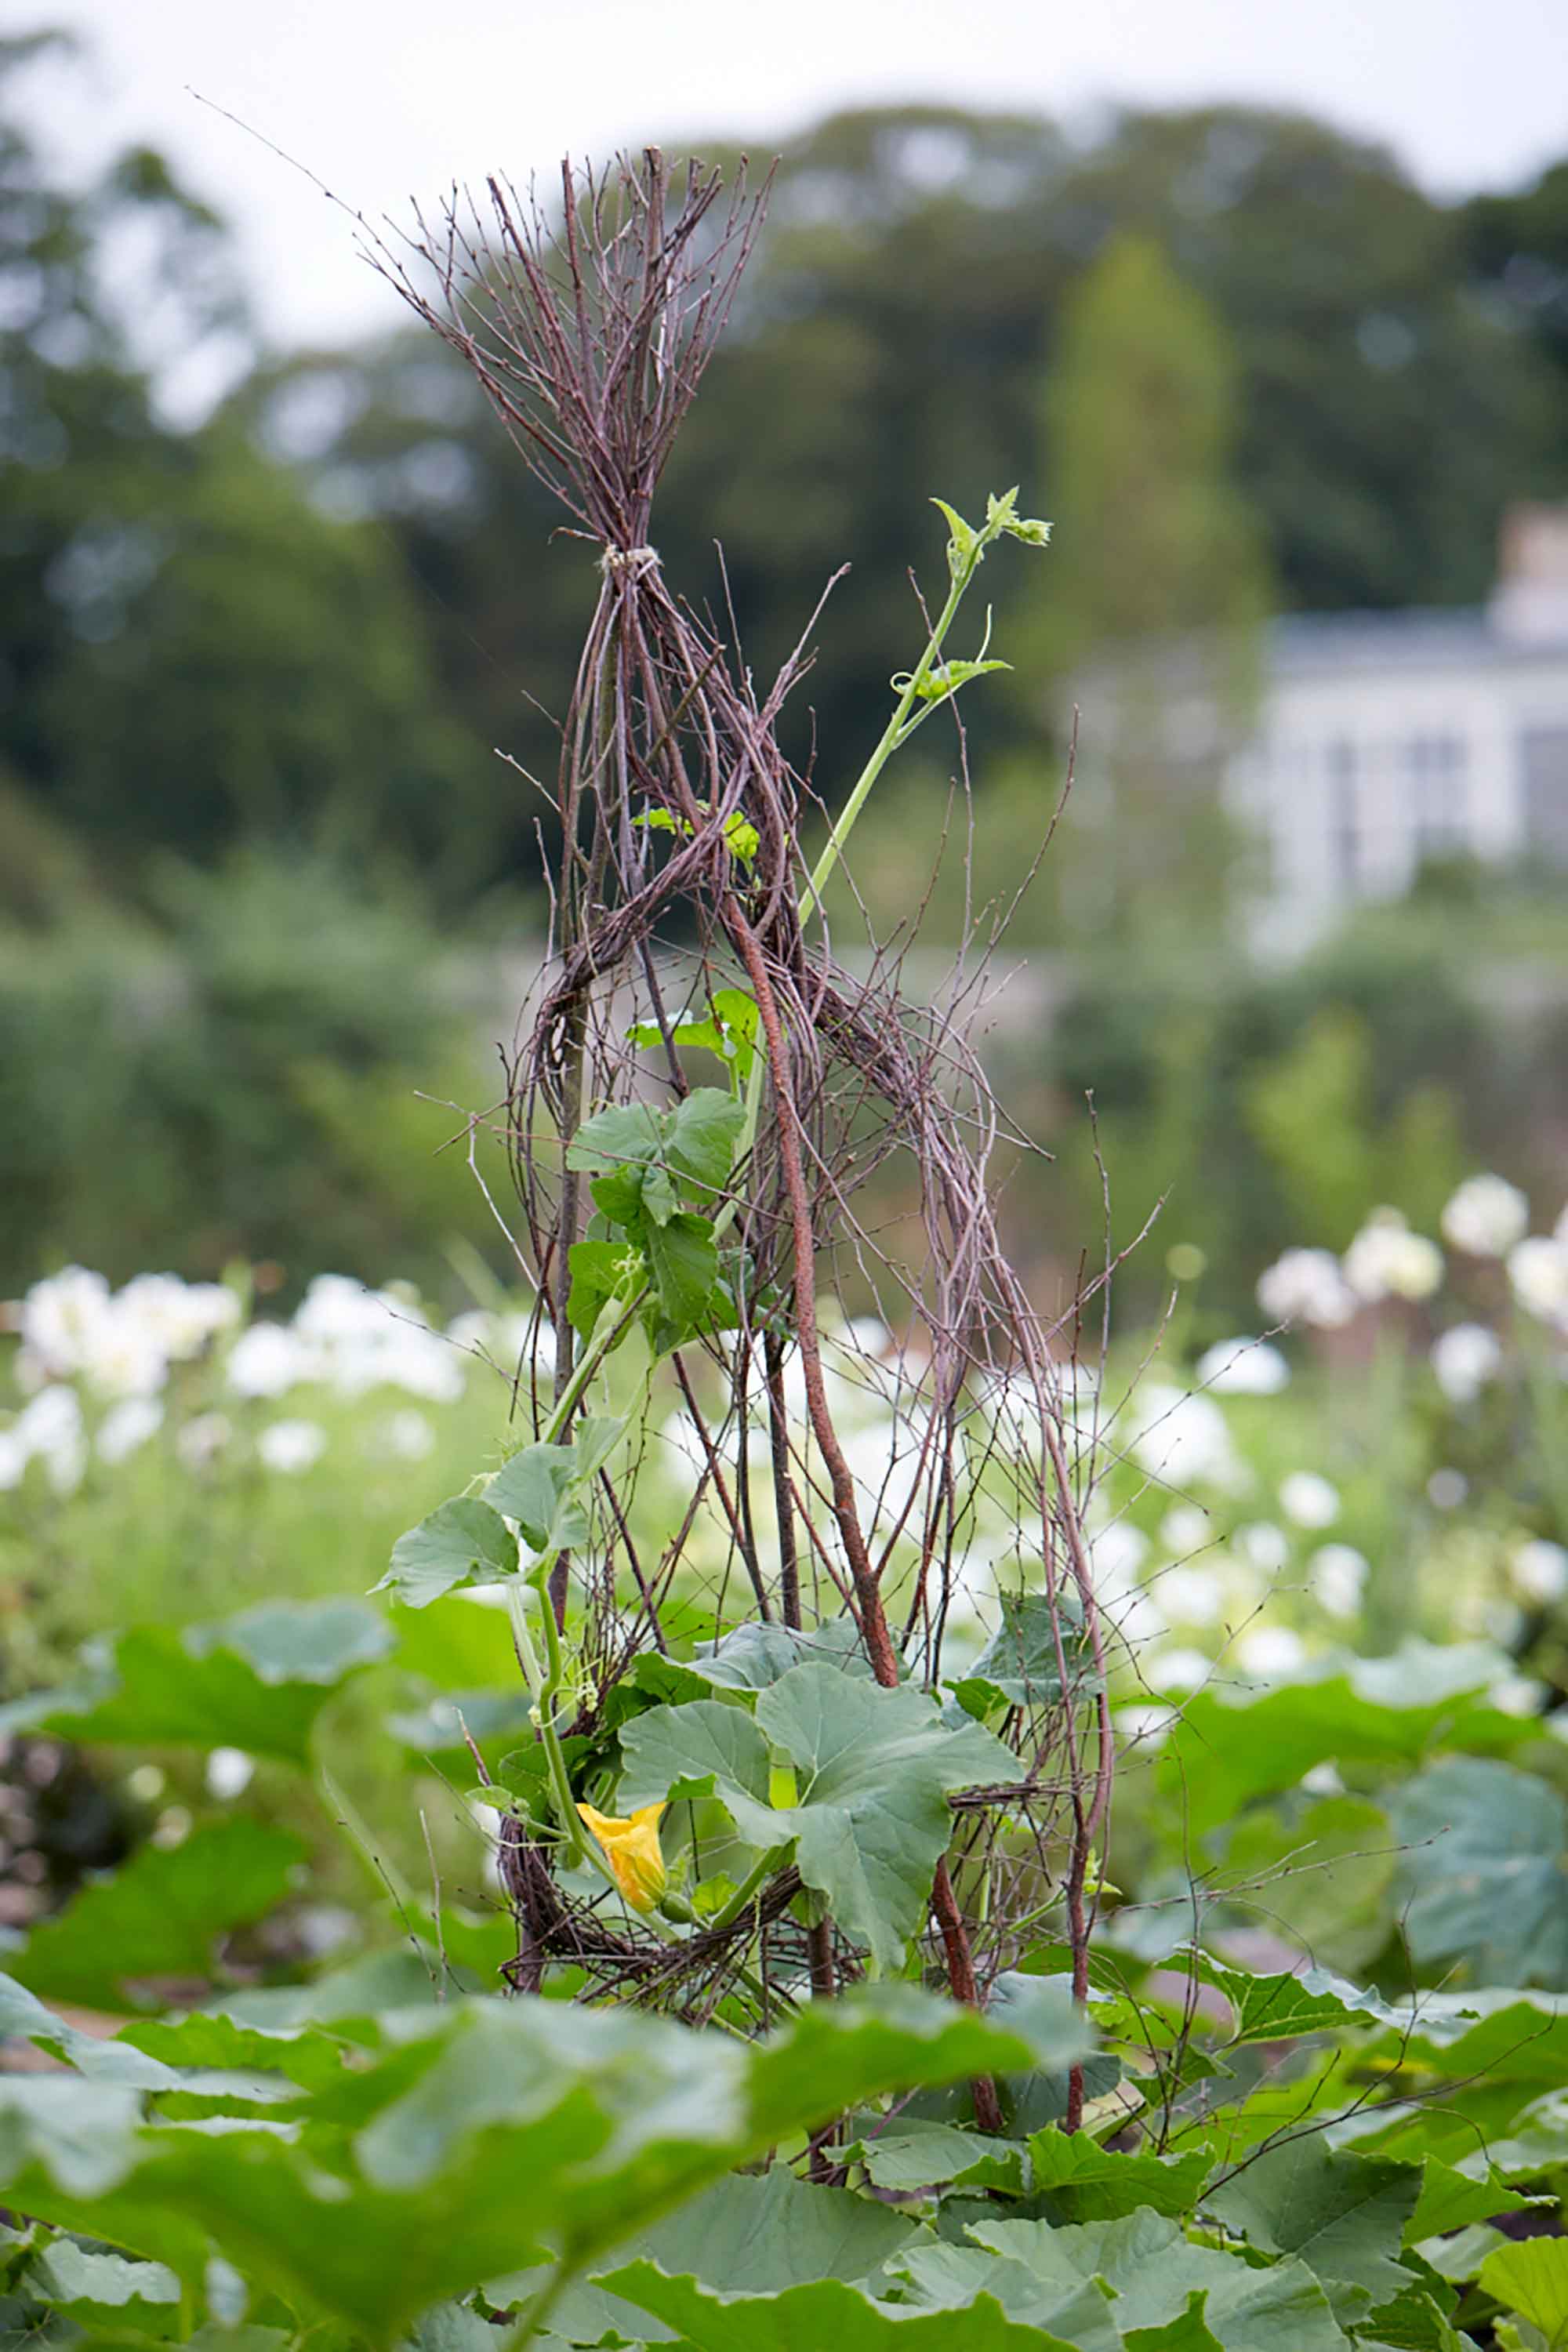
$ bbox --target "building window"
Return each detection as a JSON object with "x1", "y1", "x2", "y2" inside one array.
[
  {"x1": 1407, "y1": 734, "x2": 1469, "y2": 858},
  {"x1": 1327, "y1": 739, "x2": 1359, "y2": 891},
  {"x1": 1521, "y1": 728, "x2": 1568, "y2": 863}
]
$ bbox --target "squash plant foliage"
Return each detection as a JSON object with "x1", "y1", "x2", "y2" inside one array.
[{"x1": 3, "y1": 151, "x2": 1568, "y2": 2352}]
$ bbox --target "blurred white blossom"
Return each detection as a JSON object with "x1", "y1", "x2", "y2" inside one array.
[
  {"x1": 257, "y1": 1419, "x2": 327, "y2": 1475},
  {"x1": 14, "y1": 1385, "x2": 85, "y2": 1494},
  {"x1": 1160, "y1": 1503, "x2": 1211, "y2": 1556},
  {"x1": 1441, "y1": 1174, "x2": 1529, "y2": 1258},
  {"x1": 1279, "y1": 1470, "x2": 1340, "y2": 1529},
  {"x1": 1236, "y1": 1521, "x2": 1290, "y2": 1574},
  {"x1": 1129, "y1": 1385, "x2": 1238, "y2": 1488},
  {"x1": 1427, "y1": 1468, "x2": 1468, "y2": 1510},
  {"x1": 1196, "y1": 1338, "x2": 1290, "y2": 1395},
  {"x1": 96, "y1": 1397, "x2": 164, "y2": 1465},
  {"x1": 295, "y1": 1275, "x2": 464, "y2": 1403},
  {"x1": 1145, "y1": 1646, "x2": 1211, "y2": 1692},
  {"x1": 1235, "y1": 1625, "x2": 1307, "y2": 1675},
  {"x1": 1117, "y1": 1704, "x2": 1177, "y2": 1748},
  {"x1": 227, "y1": 1323, "x2": 315, "y2": 1399},
  {"x1": 1311, "y1": 1543, "x2": 1370, "y2": 1619},
  {"x1": 1513, "y1": 1539, "x2": 1568, "y2": 1606},
  {"x1": 1256, "y1": 1247, "x2": 1356, "y2": 1329},
  {"x1": 19, "y1": 1267, "x2": 114, "y2": 1378},
  {"x1": 1489, "y1": 1675, "x2": 1542, "y2": 1718},
  {"x1": 1088, "y1": 1520, "x2": 1149, "y2": 1596},
  {"x1": 117, "y1": 1274, "x2": 239, "y2": 1361},
  {"x1": 1343, "y1": 1210, "x2": 1443, "y2": 1305},
  {"x1": 1508, "y1": 1235, "x2": 1568, "y2": 1330},
  {"x1": 379, "y1": 1409, "x2": 435, "y2": 1461},
  {"x1": 1430, "y1": 1322, "x2": 1503, "y2": 1406},
  {"x1": 1155, "y1": 1564, "x2": 1225, "y2": 1624},
  {"x1": 205, "y1": 1747, "x2": 255, "y2": 1800}
]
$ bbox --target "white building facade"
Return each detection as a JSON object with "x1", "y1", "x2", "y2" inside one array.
[{"x1": 1225, "y1": 506, "x2": 1568, "y2": 948}]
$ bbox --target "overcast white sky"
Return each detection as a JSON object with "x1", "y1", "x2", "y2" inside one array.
[{"x1": 31, "y1": 0, "x2": 1568, "y2": 356}]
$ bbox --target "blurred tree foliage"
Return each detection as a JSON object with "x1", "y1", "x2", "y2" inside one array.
[
  {"x1": 0, "y1": 850, "x2": 508, "y2": 1295},
  {"x1": 4, "y1": 39, "x2": 1567, "y2": 1301},
  {"x1": 1029, "y1": 231, "x2": 1269, "y2": 946},
  {"x1": 1461, "y1": 158, "x2": 1568, "y2": 487},
  {"x1": 0, "y1": 32, "x2": 486, "y2": 904}
]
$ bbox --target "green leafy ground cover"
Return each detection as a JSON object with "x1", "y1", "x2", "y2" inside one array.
[{"x1": 3, "y1": 1212, "x2": 1568, "y2": 2346}]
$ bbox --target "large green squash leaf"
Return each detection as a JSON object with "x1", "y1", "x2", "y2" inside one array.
[
  {"x1": 0, "y1": 1601, "x2": 392, "y2": 1766},
  {"x1": 1150, "y1": 1645, "x2": 1534, "y2": 1839},
  {"x1": 548, "y1": 2164, "x2": 924, "y2": 2344},
  {"x1": 0, "y1": 1984, "x2": 1082, "y2": 2340},
  {"x1": 6, "y1": 1819, "x2": 304, "y2": 2009},
  {"x1": 1204, "y1": 2136, "x2": 1422, "y2": 2301},
  {"x1": 1025, "y1": 2129, "x2": 1213, "y2": 2221},
  {"x1": 971, "y1": 2208, "x2": 1352, "y2": 2350},
  {"x1": 690, "y1": 1617, "x2": 873, "y2": 1690},
  {"x1": 1479, "y1": 2238, "x2": 1568, "y2": 2341},
  {"x1": 0, "y1": 1971, "x2": 175, "y2": 2086},
  {"x1": 376, "y1": 1497, "x2": 518, "y2": 1608},
  {"x1": 1393, "y1": 1757, "x2": 1568, "y2": 1989},
  {"x1": 948, "y1": 1589, "x2": 1092, "y2": 1720},
  {"x1": 619, "y1": 1663, "x2": 1023, "y2": 1967},
  {"x1": 600, "y1": 2265, "x2": 1080, "y2": 2351}
]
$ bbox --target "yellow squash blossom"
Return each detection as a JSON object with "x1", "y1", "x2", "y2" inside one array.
[{"x1": 577, "y1": 1799, "x2": 668, "y2": 1912}]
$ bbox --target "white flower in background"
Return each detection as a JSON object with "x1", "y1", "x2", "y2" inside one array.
[
  {"x1": 1427, "y1": 1468, "x2": 1468, "y2": 1510},
  {"x1": 1301, "y1": 1762, "x2": 1346, "y2": 1797},
  {"x1": 1235, "y1": 1625, "x2": 1307, "y2": 1676},
  {"x1": 1489, "y1": 1675, "x2": 1542, "y2": 1718},
  {"x1": 1311, "y1": 1543, "x2": 1370, "y2": 1619},
  {"x1": 257, "y1": 1418, "x2": 327, "y2": 1475},
  {"x1": 1155, "y1": 1563, "x2": 1225, "y2": 1624},
  {"x1": 1441, "y1": 1174, "x2": 1530, "y2": 1258},
  {"x1": 292, "y1": 1274, "x2": 382, "y2": 1345},
  {"x1": 1430, "y1": 1322, "x2": 1503, "y2": 1406},
  {"x1": 14, "y1": 1385, "x2": 86, "y2": 1495},
  {"x1": 1196, "y1": 1338, "x2": 1290, "y2": 1395},
  {"x1": 376, "y1": 1325, "x2": 465, "y2": 1404},
  {"x1": 1557, "y1": 1202, "x2": 1568, "y2": 1244},
  {"x1": 1342, "y1": 1210, "x2": 1443, "y2": 1305},
  {"x1": 1088, "y1": 1520, "x2": 1149, "y2": 1599},
  {"x1": 117, "y1": 1274, "x2": 239, "y2": 1361},
  {"x1": 0, "y1": 1430, "x2": 27, "y2": 1489},
  {"x1": 295, "y1": 1276, "x2": 466, "y2": 1404},
  {"x1": 16, "y1": 1385, "x2": 82, "y2": 1453},
  {"x1": 1256, "y1": 1247, "x2": 1356, "y2": 1329},
  {"x1": 176, "y1": 1412, "x2": 231, "y2": 1470},
  {"x1": 1508, "y1": 1235, "x2": 1568, "y2": 1330},
  {"x1": 1236, "y1": 1521, "x2": 1290, "y2": 1574},
  {"x1": 205, "y1": 1747, "x2": 255, "y2": 1800},
  {"x1": 96, "y1": 1397, "x2": 164, "y2": 1465},
  {"x1": 227, "y1": 1322, "x2": 315, "y2": 1399},
  {"x1": 81, "y1": 1308, "x2": 169, "y2": 1399},
  {"x1": 1279, "y1": 1471, "x2": 1340, "y2": 1530},
  {"x1": 379, "y1": 1409, "x2": 435, "y2": 1461},
  {"x1": 1513, "y1": 1539, "x2": 1568, "y2": 1606},
  {"x1": 1117, "y1": 1704, "x2": 1177, "y2": 1748},
  {"x1": 1145, "y1": 1646, "x2": 1211, "y2": 1692},
  {"x1": 1160, "y1": 1502, "x2": 1211, "y2": 1556},
  {"x1": 19, "y1": 1265, "x2": 114, "y2": 1377},
  {"x1": 1109, "y1": 1585, "x2": 1167, "y2": 1648},
  {"x1": 1129, "y1": 1384, "x2": 1238, "y2": 1488}
]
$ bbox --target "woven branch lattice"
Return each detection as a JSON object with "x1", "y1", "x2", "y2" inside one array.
[{"x1": 383, "y1": 151, "x2": 1113, "y2": 2120}]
